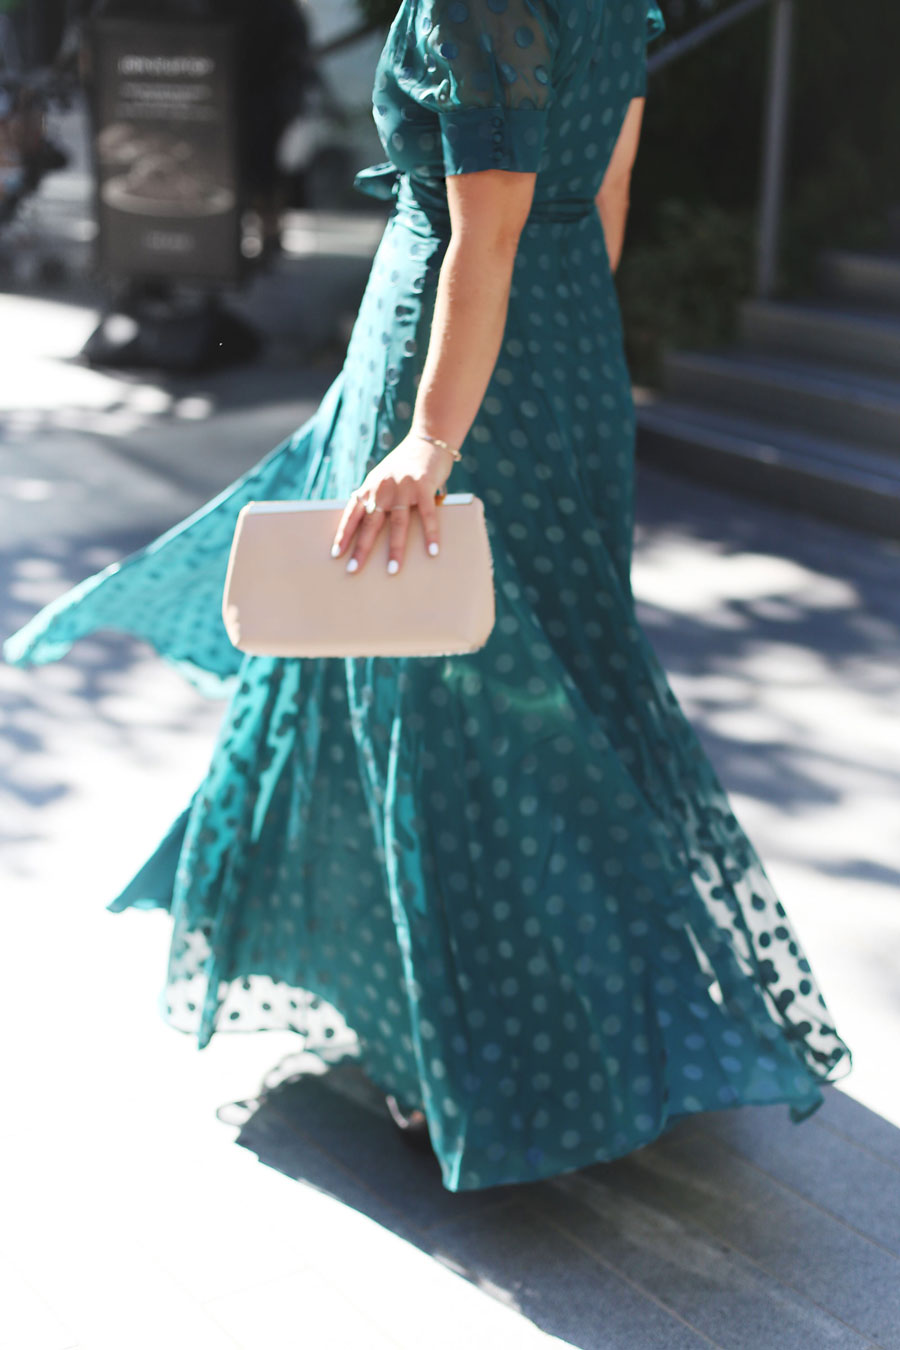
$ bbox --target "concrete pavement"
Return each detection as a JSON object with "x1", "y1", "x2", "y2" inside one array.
[{"x1": 2, "y1": 133, "x2": 900, "y2": 1350}]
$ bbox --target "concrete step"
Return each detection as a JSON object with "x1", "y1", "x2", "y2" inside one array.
[
  {"x1": 817, "y1": 249, "x2": 900, "y2": 311},
  {"x1": 738, "y1": 298, "x2": 900, "y2": 381},
  {"x1": 635, "y1": 398, "x2": 900, "y2": 538},
  {"x1": 661, "y1": 349, "x2": 900, "y2": 455}
]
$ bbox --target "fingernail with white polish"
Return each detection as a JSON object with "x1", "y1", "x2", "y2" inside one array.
[
  {"x1": 387, "y1": 559, "x2": 399, "y2": 575},
  {"x1": 331, "y1": 544, "x2": 340, "y2": 557},
  {"x1": 428, "y1": 542, "x2": 439, "y2": 556},
  {"x1": 346, "y1": 558, "x2": 359, "y2": 573}
]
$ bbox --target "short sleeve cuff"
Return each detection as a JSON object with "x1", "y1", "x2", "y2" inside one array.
[
  {"x1": 636, "y1": 2, "x2": 665, "y2": 97},
  {"x1": 646, "y1": 1, "x2": 666, "y2": 44},
  {"x1": 437, "y1": 105, "x2": 549, "y2": 176}
]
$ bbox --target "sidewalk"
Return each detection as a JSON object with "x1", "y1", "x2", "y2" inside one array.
[{"x1": 2, "y1": 117, "x2": 900, "y2": 1350}]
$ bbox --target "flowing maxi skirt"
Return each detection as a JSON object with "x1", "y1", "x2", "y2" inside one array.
[{"x1": 3, "y1": 169, "x2": 852, "y2": 1192}]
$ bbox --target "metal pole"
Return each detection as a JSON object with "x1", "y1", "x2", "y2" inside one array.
[{"x1": 756, "y1": 0, "x2": 795, "y2": 298}]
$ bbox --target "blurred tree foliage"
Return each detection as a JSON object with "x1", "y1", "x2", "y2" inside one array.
[{"x1": 354, "y1": 1, "x2": 900, "y2": 381}]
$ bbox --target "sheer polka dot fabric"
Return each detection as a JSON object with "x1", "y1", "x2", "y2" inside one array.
[
  {"x1": 3, "y1": 0, "x2": 852, "y2": 1193},
  {"x1": 372, "y1": 0, "x2": 666, "y2": 180}
]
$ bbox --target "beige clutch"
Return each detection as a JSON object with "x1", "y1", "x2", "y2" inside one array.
[{"x1": 222, "y1": 493, "x2": 496, "y2": 658}]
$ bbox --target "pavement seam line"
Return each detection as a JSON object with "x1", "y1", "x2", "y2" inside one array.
[
  {"x1": 594, "y1": 1138, "x2": 896, "y2": 1349},
  {"x1": 523, "y1": 1197, "x2": 726, "y2": 1349},
  {"x1": 812, "y1": 1118, "x2": 900, "y2": 1175},
  {"x1": 701, "y1": 1128, "x2": 900, "y2": 1267}
]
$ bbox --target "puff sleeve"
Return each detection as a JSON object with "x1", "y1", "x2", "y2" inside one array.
[
  {"x1": 635, "y1": 1, "x2": 666, "y2": 97},
  {"x1": 395, "y1": 0, "x2": 561, "y2": 176}
]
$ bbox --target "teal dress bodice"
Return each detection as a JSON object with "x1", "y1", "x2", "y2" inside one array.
[
  {"x1": 362, "y1": 0, "x2": 663, "y2": 193},
  {"x1": 2, "y1": 0, "x2": 852, "y2": 1193}
]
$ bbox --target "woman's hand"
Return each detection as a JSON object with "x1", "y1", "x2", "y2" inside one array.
[{"x1": 329, "y1": 434, "x2": 451, "y2": 575}]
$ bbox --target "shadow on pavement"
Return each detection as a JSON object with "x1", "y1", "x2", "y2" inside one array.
[
  {"x1": 633, "y1": 465, "x2": 900, "y2": 878},
  {"x1": 226, "y1": 1060, "x2": 900, "y2": 1348}
]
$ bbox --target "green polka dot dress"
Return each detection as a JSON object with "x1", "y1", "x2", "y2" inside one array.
[{"x1": 3, "y1": 0, "x2": 852, "y2": 1192}]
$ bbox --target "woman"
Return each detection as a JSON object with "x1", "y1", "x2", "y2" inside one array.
[{"x1": 3, "y1": 0, "x2": 852, "y2": 1193}]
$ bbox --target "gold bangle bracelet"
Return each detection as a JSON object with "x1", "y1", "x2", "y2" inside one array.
[{"x1": 413, "y1": 430, "x2": 462, "y2": 461}]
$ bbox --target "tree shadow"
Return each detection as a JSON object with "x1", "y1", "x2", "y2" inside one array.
[
  {"x1": 3, "y1": 420, "x2": 898, "y2": 881},
  {"x1": 632, "y1": 462, "x2": 900, "y2": 886}
]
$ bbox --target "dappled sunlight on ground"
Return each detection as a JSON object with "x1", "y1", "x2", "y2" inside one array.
[{"x1": 633, "y1": 470, "x2": 900, "y2": 1124}]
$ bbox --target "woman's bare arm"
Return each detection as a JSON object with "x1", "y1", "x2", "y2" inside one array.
[
  {"x1": 413, "y1": 169, "x2": 537, "y2": 451},
  {"x1": 595, "y1": 96, "x2": 645, "y2": 273},
  {"x1": 331, "y1": 169, "x2": 537, "y2": 573}
]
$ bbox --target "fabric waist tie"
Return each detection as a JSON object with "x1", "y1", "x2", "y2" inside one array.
[{"x1": 353, "y1": 162, "x2": 598, "y2": 232}]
